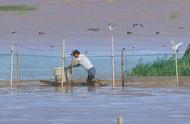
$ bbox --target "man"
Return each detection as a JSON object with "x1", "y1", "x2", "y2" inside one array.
[{"x1": 65, "y1": 50, "x2": 96, "y2": 85}]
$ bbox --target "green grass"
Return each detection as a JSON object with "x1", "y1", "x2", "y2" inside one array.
[
  {"x1": 0, "y1": 5, "x2": 37, "y2": 11},
  {"x1": 130, "y1": 44, "x2": 190, "y2": 76}
]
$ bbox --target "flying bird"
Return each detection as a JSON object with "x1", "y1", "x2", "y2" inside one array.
[
  {"x1": 125, "y1": 31, "x2": 133, "y2": 36},
  {"x1": 128, "y1": 46, "x2": 135, "y2": 49},
  {"x1": 171, "y1": 40, "x2": 183, "y2": 51},
  {"x1": 156, "y1": 32, "x2": 160, "y2": 35},
  {"x1": 178, "y1": 26, "x2": 184, "y2": 30},
  {"x1": 87, "y1": 28, "x2": 101, "y2": 32},
  {"x1": 11, "y1": 31, "x2": 16, "y2": 34},
  {"x1": 139, "y1": 24, "x2": 144, "y2": 28},
  {"x1": 161, "y1": 45, "x2": 166, "y2": 47},
  {"x1": 38, "y1": 32, "x2": 46, "y2": 35},
  {"x1": 50, "y1": 45, "x2": 55, "y2": 48},
  {"x1": 132, "y1": 24, "x2": 138, "y2": 28},
  {"x1": 132, "y1": 24, "x2": 144, "y2": 28}
]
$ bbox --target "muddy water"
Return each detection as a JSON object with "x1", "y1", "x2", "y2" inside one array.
[{"x1": 0, "y1": 86, "x2": 190, "y2": 124}]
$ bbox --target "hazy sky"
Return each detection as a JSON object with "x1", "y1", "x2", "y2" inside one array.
[{"x1": 0, "y1": 0, "x2": 190, "y2": 55}]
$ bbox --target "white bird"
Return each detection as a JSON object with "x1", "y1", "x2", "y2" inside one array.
[
  {"x1": 171, "y1": 40, "x2": 183, "y2": 51},
  {"x1": 108, "y1": 23, "x2": 118, "y2": 31}
]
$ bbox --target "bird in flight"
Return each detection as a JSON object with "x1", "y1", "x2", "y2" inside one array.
[
  {"x1": 87, "y1": 28, "x2": 102, "y2": 32},
  {"x1": 11, "y1": 31, "x2": 16, "y2": 34},
  {"x1": 132, "y1": 24, "x2": 138, "y2": 28},
  {"x1": 128, "y1": 46, "x2": 135, "y2": 49},
  {"x1": 126, "y1": 31, "x2": 133, "y2": 36},
  {"x1": 139, "y1": 24, "x2": 144, "y2": 27},
  {"x1": 38, "y1": 32, "x2": 46, "y2": 35},
  {"x1": 156, "y1": 32, "x2": 160, "y2": 35},
  {"x1": 132, "y1": 24, "x2": 144, "y2": 28},
  {"x1": 50, "y1": 45, "x2": 54, "y2": 48},
  {"x1": 178, "y1": 26, "x2": 185, "y2": 30},
  {"x1": 161, "y1": 45, "x2": 166, "y2": 47}
]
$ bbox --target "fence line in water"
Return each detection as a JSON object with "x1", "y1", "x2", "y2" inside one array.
[{"x1": 0, "y1": 53, "x2": 189, "y2": 84}]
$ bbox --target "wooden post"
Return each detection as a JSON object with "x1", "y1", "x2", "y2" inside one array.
[
  {"x1": 111, "y1": 31, "x2": 115, "y2": 87},
  {"x1": 61, "y1": 40, "x2": 65, "y2": 88},
  {"x1": 117, "y1": 116, "x2": 123, "y2": 124},
  {"x1": 70, "y1": 56, "x2": 74, "y2": 85},
  {"x1": 10, "y1": 40, "x2": 15, "y2": 90},
  {"x1": 121, "y1": 48, "x2": 125, "y2": 87},
  {"x1": 16, "y1": 49, "x2": 20, "y2": 86},
  {"x1": 175, "y1": 50, "x2": 179, "y2": 86}
]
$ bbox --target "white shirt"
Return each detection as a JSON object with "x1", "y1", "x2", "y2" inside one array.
[{"x1": 73, "y1": 54, "x2": 94, "y2": 70}]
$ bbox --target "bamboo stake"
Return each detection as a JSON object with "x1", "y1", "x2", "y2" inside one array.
[
  {"x1": 70, "y1": 56, "x2": 74, "y2": 85},
  {"x1": 61, "y1": 40, "x2": 65, "y2": 89},
  {"x1": 121, "y1": 48, "x2": 125, "y2": 87},
  {"x1": 175, "y1": 50, "x2": 179, "y2": 86},
  {"x1": 16, "y1": 49, "x2": 20, "y2": 86},
  {"x1": 111, "y1": 31, "x2": 115, "y2": 87},
  {"x1": 10, "y1": 40, "x2": 15, "y2": 90},
  {"x1": 117, "y1": 116, "x2": 123, "y2": 124}
]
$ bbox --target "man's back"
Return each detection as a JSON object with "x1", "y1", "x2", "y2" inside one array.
[{"x1": 75, "y1": 54, "x2": 93, "y2": 70}]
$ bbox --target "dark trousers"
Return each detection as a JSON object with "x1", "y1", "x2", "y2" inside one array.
[{"x1": 87, "y1": 67, "x2": 95, "y2": 82}]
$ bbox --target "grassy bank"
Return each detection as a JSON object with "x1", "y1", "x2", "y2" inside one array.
[
  {"x1": 130, "y1": 44, "x2": 190, "y2": 76},
  {"x1": 0, "y1": 5, "x2": 37, "y2": 11}
]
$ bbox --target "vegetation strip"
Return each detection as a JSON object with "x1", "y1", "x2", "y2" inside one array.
[{"x1": 0, "y1": 5, "x2": 37, "y2": 11}]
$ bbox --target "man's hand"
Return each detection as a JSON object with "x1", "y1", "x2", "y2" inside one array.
[{"x1": 64, "y1": 66, "x2": 70, "y2": 70}]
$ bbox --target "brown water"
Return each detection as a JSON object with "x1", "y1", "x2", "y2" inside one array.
[{"x1": 0, "y1": 86, "x2": 190, "y2": 124}]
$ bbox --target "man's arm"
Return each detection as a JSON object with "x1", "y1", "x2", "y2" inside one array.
[{"x1": 65, "y1": 59, "x2": 80, "y2": 70}]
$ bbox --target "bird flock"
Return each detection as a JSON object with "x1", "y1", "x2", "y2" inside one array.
[
  {"x1": 87, "y1": 23, "x2": 185, "y2": 37},
  {"x1": 86, "y1": 23, "x2": 185, "y2": 50}
]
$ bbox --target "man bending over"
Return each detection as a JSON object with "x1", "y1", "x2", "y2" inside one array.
[{"x1": 65, "y1": 50, "x2": 96, "y2": 85}]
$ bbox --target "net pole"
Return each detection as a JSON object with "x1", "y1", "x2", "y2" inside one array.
[
  {"x1": 61, "y1": 40, "x2": 65, "y2": 88},
  {"x1": 10, "y1": 40, "x2": 15, "y2": 90},
  {"x1": 16, "y1": 49, "x2": 20, "y2": 86},
  {"x1": 111, "y1": 31, "x2": 115, "y2": 87},
  {"x1": 175, "y1": 50, "x2": 179, "y2": 86}
]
